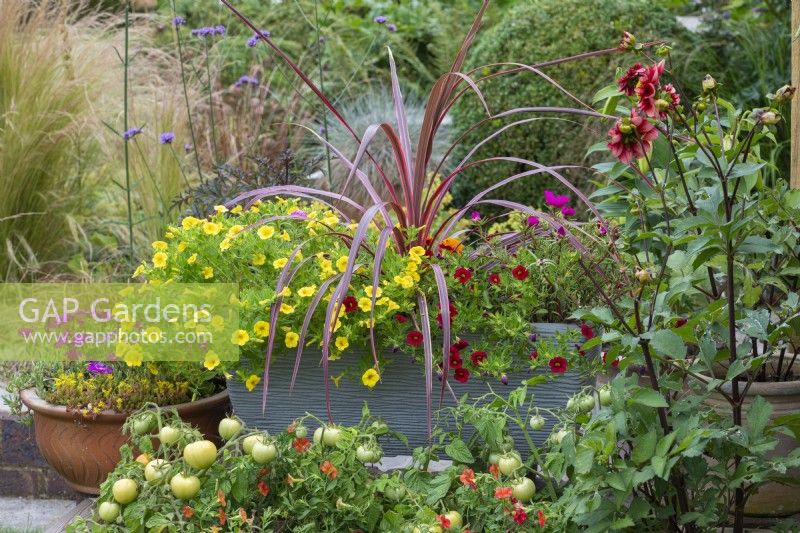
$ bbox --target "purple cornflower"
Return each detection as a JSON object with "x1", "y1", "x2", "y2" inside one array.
[
  {"x1": 234, "y1": 75, "x2": 259, "y2": 88},
  {"x1": 374, "y1": 15, "x2": 388, "y2": 24},
  {"x1": 527, "y1": 215, "x2": 539, "y2": 226},
  {"x1": 561, "y1": 206, "x2": 575, "y2": 217},
  {"x1": 87, "y1": 361, "x2": 113, "y2": 374},
  {"x1": 159, "y1": 131, "x2": 175, "y2": 145},
  {"x1": 184, "y1": 143, "x2": 193, "y2": 153},
  {"x1": 386, "y1": 23, "x2": 397, "y2": 32},
  {"x1": 598, "y1": 223, "x2": 608, "y2": 235},
  {"x1": 528, "y1": 332, "x2": 537, "y2": 342},
  {"x1": 172, "y1": 16, "x2": 186, "y2": 27},
  {"x1": 500, "y1": 374, "x2": 509, "y2": 385},
  {"x1": 122, "y1": 127, "x2": 143, "y2": 141},
  {"x1": 556, "y1": 226, "x2": 566, "y2": 237},
  {"x1": 544, "y1": 189, "x2": 570, "y2": 208},
  {"x1": 470, "y1": 210, "x2": 480, "y2": 221},
  {"x1": 246, "y1": 29, "x2": 270, "y2": 47}
]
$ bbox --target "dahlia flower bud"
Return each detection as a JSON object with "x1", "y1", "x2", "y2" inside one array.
[
  {"x1": 655, "y1": 99, "x2": 670, "y2": 112},
  {"x1": 755, "y1": 108, "x2": 781, "y2": 125},
  {"x1": 768, "y1": 85, "x2": 796, "y2": 104},
  {"x1": 656, "y1": 44, "x2": 671, "y2": 57},
  {"x1": 702, "y1": 75, "x2": 717, "y2": 96},
  {"x1": 618, "y1": 31, "x2": 636, "y2": 51}
]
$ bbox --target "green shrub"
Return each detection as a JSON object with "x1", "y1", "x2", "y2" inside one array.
[{"x1": 449, "y1": 0, "x2": 696, "y2": 210}]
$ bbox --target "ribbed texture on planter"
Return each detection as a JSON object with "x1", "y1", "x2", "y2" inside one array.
[
  {"x1": 20, "y1": 389, "x2": 230, "y2": 494},
  {"x1": 228, "y1": 323, "x2": 596, "y2": 456}
]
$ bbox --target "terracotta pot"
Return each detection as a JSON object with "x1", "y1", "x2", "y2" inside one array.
[
  {"x1": 703, "y1": 369, "x2": 800, "y2": 518},
  {"x1": 20, "y1": 388, "x2": 230, "y2": 495}
]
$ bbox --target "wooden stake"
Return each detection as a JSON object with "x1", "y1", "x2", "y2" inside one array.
[{"x1": 792, "y1": 1, "x2": 800, "y2": 188}]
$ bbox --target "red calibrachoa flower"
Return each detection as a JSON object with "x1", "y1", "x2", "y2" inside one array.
[
  {"x1": 454, "y1": 367, "x2": 470, "y2": 383},
  {"x1": 607, "y1": 109, "x2": 659, "y2": 164},
  {"x1": 580, "y1": 323, "x2": 595, "y2": 339},
  {"x1": 394, "y1": 313, "x2": 408, "y2": 323},
  {"x1": 320, "y1": 460, "x2": 338, "y2": 479},
  {"x1": 292, "y1": 437, "x2": 311, "y2": 453},
  {"x1": 449, "y1": 353, "x2": 463, "y2": 368},
  {"x1": 529, "y1": 349, "x2": 538, "y2": 360},
  {"x1": 459, "y1": 467, "x2": 477, "y2": 490},
  {"x1": 548, "y1": 356, "x2": 568, "y2": 373},
  {"x1": 489, "y1": 463, "x2": 499, "y2": 479},
  {"x1": 617, "y1": 63, "x2": 643, "y2": 96},
  {"x1": 182, "y1": 505, "x2": 194, "y2": 519},
  {"x1": 513, "y1": 507, "x2": 527, "y2": 524},
  {"x1": 635, "y1": 60, "x2": 665, "y2": 117},
  {"x1": 436, "y1": 302, "x2": 458, "y2": 327},
  {"x1": 470, "y1": 350, "x2": 487, "y2": 366},
  {"x1": 343, "y1": 296, "x2": 358, "y2": 313},
  {"x1": 512, "y1": 265, "x2": 529, "y2": 281},
  {"x1": 406, "y1": 330, "x2": 423, "y2": 347},
  {"x1": 538, "y1": 510, "x2": 547, "y2": 528},
  {"x1": 454, "y1": 266, "x2": 472, "y2": 284},
  {"x1": 258, "y1": 480, "x2": 270, "y2": 496},
  {"x1": 219, "y1": 508, "x2": 227, "y2": 526},
  {"x1": 675, "y1": 317, "x2": 688, "y2": 328},
  {"x1": 454, "y1": 339, "x2": 469, "y2": 350},
  {"x1": 495, "y1": 487, "x2": 513, "y2": 499},
  {"x1": 436, "y1": 515, "x2": 451, "y2": 529},
  {"x1": 488, "y1": 272, "x2": 501, "y2": 285},
  {"x1": 602, "y1": 352, "x2": 621, "y2": 368}
]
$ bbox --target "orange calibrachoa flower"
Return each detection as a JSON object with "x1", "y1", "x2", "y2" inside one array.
[
  {"x1": 258, "y1": 480, "x2": 270, "y2": 496},
  {"x1": 459, "y1": 467, "x2": 477, "y2": 490},
  {"x1": 489, "y1": 463, "x2": 499, "y2": 479},
  {"x1": 286, "y1": 474, "x2": 297, "y2": 486},
  {"x1": 182, "y1": 505, "x2": 194, "y2": 519},
  {"x1": 219, "y1": 508, "x2": 227, "y2": 526},
  {"x1": 495, "y1": 487, "x2": 513, "y2": 499},
  {"x1": 439, "y1": 237, "x2": 464, "y2": 254},
  {"x1": 217, "y1": 490, "x2": 227, "y2": 506},
  {"x1": 293, "y1": 437, "x2": 311, "y2": 453},
  {"x1": 320, "y1": 460, "x2": 339, "y2": 479},
  {"x1": 537, "y1": 509, "x2": 547, "y2": 528}
]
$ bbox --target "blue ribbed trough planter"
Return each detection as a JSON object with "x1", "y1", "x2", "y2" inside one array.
[{"x1": 228, "y1": 322, "x2": 596, "y2": 456}]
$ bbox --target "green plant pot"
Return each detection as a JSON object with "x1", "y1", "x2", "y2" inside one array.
[{"x1": 228, "y1": 322, "x2": 597, "y2": 456}]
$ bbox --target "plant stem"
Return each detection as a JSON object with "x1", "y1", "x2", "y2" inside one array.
[
  {"x1": 313, "y1": 0, "x2": 333, "y2": 191},
  {"x1": 123, "y1": 2, "x2": 134, "y2": 266},
  {"x1": 204, "y1": 40, "x2": 220, "y2": 163},
  {"x1": 170, "y1": 0, "x2": 203, "y2": 181}
]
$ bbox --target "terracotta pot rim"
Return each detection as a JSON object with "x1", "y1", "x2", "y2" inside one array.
[
  {"x1": 20, "y1": 387, "x2": 229, "y2": 422},
  {"x1": 697, "y1": 373, "x2": 800, "y2": 397}
]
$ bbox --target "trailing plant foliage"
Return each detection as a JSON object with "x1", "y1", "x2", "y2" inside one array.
[{"x1": 449, "y1": 0, "x2": 695, "y2": 213}]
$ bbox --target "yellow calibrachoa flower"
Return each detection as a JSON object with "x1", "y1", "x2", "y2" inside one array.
[
  {"x1": 203, "y1": 350, "x2": 220, "y2": 370},
  {"x1": 335, "y1": 336, "x2": 349, "y2": 351},
  {"x1": 358, "y1": 297, "x2": 372, "y2": 312},
  {"x1": 254, "y1": 321, "x2": 270, "y2": 338},
  {"x1": 364, "y1": 285, "x2": 382, "y2": 298},
  {"x1": 219, "y1": 238, "x2": 232, "y2": 251},
  {"x1": 177, "y1": 241, "x2": 188, "y2": 252},
  {"x1": 202, "y1": 266, "x2": 214, "y2": 279},
  {"x1": 232, "y1": 329, "x2": 250, "y2": 346},
  {"x1": 393, "y1": 274, "x2": 415, "y2": 289},
  {"x1": 361, "y1": 368, "x2": 380, "y2": 389},
  {"x1": 405, "y1": 260, "x2": 418, "y2": 273},
  {"x1": 278, "y1": 287, "x2": 292, "y2": 297},
  {"x1": 153, "y1": 252, "x2": 168, "y2": 268},
  {"x1": 273, "y1": 257, "x2": 288, "y2": 269},
  {"x1": 203, "y1": 221, "x2": 222, "y2": 235},
  {"x1": 181, "y1": 216, "x2": 201, "y2": 229},
  {"x1": 231, "y1": 205, "x2": 243, "y2": 214},
  {"x1": 285, "y1": 331, "x2": 299, "y2": 348},
  {"x1": 297, "y1": 285, "x2": 316, "y2": 298},
  {"x1": 187, "y1": 253, "x2": 198, "y2": 265},
  {"x1": 211, "y1": 315, "x2": 225, "y2": 331},
  {"x1": 280, "y1": 303, "x2": 295, "y2": 315},
  {"x1": 257, "y1": 225, "x2": 275, "y2": 239},
  {"x1": 131, "y1": 264, "x2": 145, "y2": 278},
  {"x1": 227, "y1": 225, "x2": 244, "y2": 237},
  {"x1": 252, "y1": 253, "x2": 266, "y2": 266},
  {"x1": 214, "y1": 205, "x2": 228, "y2": 214},
  {"x1": 409, "y1": 246, "x2": 426, "y2": 260},
  {"x1": 152, "y1": 241, "x2": 168, "y2": 251},
  {"x1": 336, "y1": 256, "x2": 349, "y2": 273},
  {"x1": 280, "y1": 231, "x2": 290, "y2": 241},
  {"x1": 245, "y1": 374, "x2": 261, "y2": 392}
]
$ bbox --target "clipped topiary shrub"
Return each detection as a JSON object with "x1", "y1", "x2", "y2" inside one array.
[{"x1": 450, "y1": 0, "x2": 697, "y2": 210}]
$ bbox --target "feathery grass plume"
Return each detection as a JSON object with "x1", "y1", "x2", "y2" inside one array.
[{"x1": 0, "y1": 1, "x2": 116, "y2": 280}]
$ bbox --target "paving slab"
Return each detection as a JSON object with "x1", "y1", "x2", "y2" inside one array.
[{"x1": 0, "y1": 497, "x2": 77, "y2": 531}]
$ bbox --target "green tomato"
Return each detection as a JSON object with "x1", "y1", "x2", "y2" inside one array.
[
  {"x1": 500, "y1": 435, "x2": 515, "y2": 452},
  {"x1": 251, "y1": 441, "x2": 278, "y2": 464},
  {"x1": 444, "y1": 511, "x2": 463, "y2": 529},
  {"x1": 356, "y1": 445, "x2": 381, "y2": 463},
  {"x1": 370, "y1": 421, "x2": 389, "y2": 434},
  {"x1": 529, "y1": 415, "x2": 546, "y2": 430},
  {"x1": 313, "y1": 427, "x2": 324, "y2": 445},
  {"x1": 144, "y1": 459, "x2": 170, "y2": 482},
  {"x1": 132, "y1": 414, "x2": 154, "y2": 436},
  {"x1": 294, "y1": 425, "x2": 308, "y2": 438},
  {"x1": 112, "y1": 478, "x2": 138, "y2": 504},
  {"x1": 498, "y1": 454, "x2": 522, "y2": 476},
  {"x1": 579, "y1": 395, "x2": 595, "y2": 413},
  {"x1": 169, "y1": 473, "x2": 201, "y2": 500},
  {"x1": 511, "y1": 477, "x2": 536, "y2": 502},
  {"x1": 566, "y1": 397, "x2": 577, "y2": 411},
  {"x1": 383, "y1": 484, "x2": 406, "y2": 501},
  {"x1": 243, "y1": 434, "x2": 266, "y2": 455},
  {"x1": 598, "y1": 387, "x2": 613, "y2": 407},
  {"x1": 315, "y1": 425, "x2": 341, "y2": 446},
  {"x1": 183, "y1": 440, "x2": 217, "y2": 470},
  {"x1": 218, "y1": 417, "x2": 242, "y2": 441},
  {"x1": 97, "y1": 501, "x2": 120, "y2": 522},
  {"x1": 552, "y1": 429, "x2": 570, "y2": 445},
  {"x1": 158, "y1": 425, "x2": 182, "y2": 446},
  {"x1": 488, "y1": 452, "x2": 502, "y2": 465}
]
